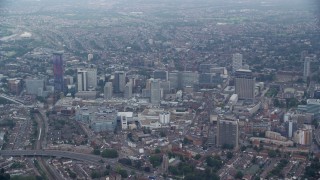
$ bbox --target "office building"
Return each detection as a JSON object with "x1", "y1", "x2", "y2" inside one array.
[
  {"x1": 217, "y1": 119, "x2": 239, "y2": 149},
  {"x1": 153, "y1": 70, "x2": 168, "y2": 81},
  {"x1": 288, "y1": 120, "x2": 293, "y2": 138},
  {"x1": 150, "y1": 79, "x2": 162, "y2": 104},
  {"x1": 86, "y1": 68, "x2": 97, "y2": 89},
  {"x1": 235, "y1": 69, "x2": 255, "y2": 100},
  {"x1": 8, "y1": 78, "x2": 22, "y2": 96},
  {"x1": 232, "y1": 53, "x2": 243, "y2": 73},
  {"x1": 53, "y1": 52, "x2": 64, "y2": 95},
  {"x1": 113, "y1": 71, "x2": 126, "y2": 93},
  {"x1": 77, "y1": 69, "x2": 87, "y2": 92},
  {"x1": 293, "y1": 129, "x2": 312, "y2": 145},
  {"x1": 88, "y1": 53, "x2": 93, "y2": 61},
  {"x1": 26, "y1": 79, "x2": 44, "y2": 96},
  {"x1": 104, "y1": 82, "x2": 113, "y2": 99},
  {"x1": 76, "y1": 106, "x2": 117, "y2": 132},
  {"x1": 303, "y1": 57, "x2": 311, "y2": 78},
  {"x1": 77, "y1": 68, "x2": 97, "y2": 92},
  {"x1": 297, "y1": 99, "x2": 320, "y2": 120},
  {"x1": 169, "y1": 71, "x2": 199, "y2": 90},
  {"x1": 124, "y1": 82, "x2": 133, "y2": 99}
]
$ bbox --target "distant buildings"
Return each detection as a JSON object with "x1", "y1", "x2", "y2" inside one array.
[
  {"x1": 153, "y1": 70, "x2": 168, "y2": 81},
  {"x1": 235, "y1": 69, "x2": 255, "y2": 100},
  {"x1": 113, "y1": 71, "x2": 126, "y2": 93},
  {"x1": 303, "y1": 57, "x2": 311, "y2": 79},
  {"x1": 293, "y1": 129, "x2": 312, "y2": 145},
  {"x1": 124, "y1": 82, "x2": 133, "y2": 99},
  {"x1": 150, "y1": 79, "x2": 161, "y2": 104},
  {"x1": 77, "y1": 68, "x2": 97, "y2": 92},
  {"x1": 8, "y1": 78, "x2": 22, "y2": 95},
  {"x1": 169, "y1": 71, "x2": 199, "y2": 90},
  {"x1": 104, "y1": 82, "x2": 113, "y2": 99},
  {"x1": 26, "y1": 79, "x2": 44, "y2": 96},
  {"x1": 88, "y1": 53, "x2": 93, "y2": 61},
  {"x1": 217, "y1": 119, "x2": 239, "y2": 149},
  {"x1": 232, "y1": 53, "x2": 243, "y2": 73},
  {"x1": 76, "y1": 106, "x2": 117, "y2": 132},
  {"x1": 53, "y1": 52, "x2": 64, "y2": 95}
]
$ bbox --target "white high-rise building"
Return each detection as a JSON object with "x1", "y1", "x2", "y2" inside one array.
[
  {"x1": 232, "y1": 53, "x2": 243, "y2": 73},
  {"x1": 77, "y1": 68, "x2": 97, "y2": 92},
  {"x1": 77, "y1": 69, "x2": 87, "y2": 92},
  {"x1": 86, "y1": 68, "x2": 97, "y2": 89},
  {"x1": 303, "y1": 57, "x2": 311, "y2": 78}
]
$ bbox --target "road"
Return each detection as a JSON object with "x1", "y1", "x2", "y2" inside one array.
[{"x1": 0, "y1": 150, "x2": 115, "y2": 164}]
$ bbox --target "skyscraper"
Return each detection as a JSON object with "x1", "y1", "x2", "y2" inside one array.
[
  {"x1": 77, "y1": 69, "x2": 87, "y2": 92},
  {"x1": 150, "y1": 79, "x2": 161, "y2": 104},
  {"x1": 217, "y1": 119, "x2": 239, "y2": 149},
  {"x1": 104, "y1": 82, "x2": 113, "y2": 99},
  {"x1": 235, "y1": 69, "x2": 255, "y2": 100},
  {"x1": 77, "y1": 68, "x2": 97, "y2": 92},
  {"x1": 124, "y1": 82, "x2": 133, "y2": 99},
  {"x1": 113, "y1": 71, "x2": 126, "y2": 93},
  {"x1": 53, "y1": 52, "x2": 64, "y2": 95},
  {"x1": 232, "y1": 53, "x2": 243, "y2": 73},
  {"x1": 303, "y1": 57, "x2": 311, "y2": 78}
]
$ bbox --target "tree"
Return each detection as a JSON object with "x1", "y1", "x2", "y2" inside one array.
[
  {"x1": 194, "y1": 154, "x2": 201, "y2": 160},
  {"x1": 149, "y1": 155, "x2": 162, "y2": 167},
  {"x1": 155, "y1": 148, "x2": 161, "y2": 154},
  {"x1": 206, "y1": 156, "x2": 222, "y2": 170},
  {"x1": 92, "y1": 149, "x2": 100, "y2": 155},
  {"x1": 118, "y1": 169, "x2": 128, "y2": 178},
  {"x1": 226, "y1": 152, "x2": 233, "y2": 159},
  {"x1": 235, "y1": 171, "x2": 244, "y2": 179},
  {"x1": 268, "y1": 150, "x2": 277, "y2": 158},
  {"x1": 101, "y1": 149, "x2": 118, "y2": 158}
]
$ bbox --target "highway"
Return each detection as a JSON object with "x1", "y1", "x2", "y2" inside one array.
[{"x1": 0, "y1": 150, "x2": 114, "y2": 165}]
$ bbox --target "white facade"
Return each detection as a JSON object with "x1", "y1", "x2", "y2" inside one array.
[
  {"x1": 77, "y1": 68, "x2": 97, "y2": 91},
  {"x1": 232, "y1": 53, "x2": 243, "y2": 73},
  {"x1": 159, "y1": 111, "x2": 170, "y2": 124},
  {"x1": 88, "y1": 53, "x2": 93, "y2": 61},
  {"x1": 77, "y1": 69, "x2": 87, "y2": 91}
]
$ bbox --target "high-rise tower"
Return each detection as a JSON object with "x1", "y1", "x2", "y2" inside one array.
[
  {"x1": 303, "y1": 57, "x2": 311, "y2": 79},
  {"x1": 53, "y1": 52, "x2": 64, "y2": 96},
  {"x1": 232, "y1": 53, "x2": 243, "y2": 73},
  {"x1": 217, "y1": 119, "x2": 239, "y2": 149},
  {"x1": 235, "y1": 69, "x2": 255, "y2": 100},
  {"x1": 113, "y1": 71, "x2": 126, "y2": 93}
]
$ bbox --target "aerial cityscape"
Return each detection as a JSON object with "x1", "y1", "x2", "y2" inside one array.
[{"x1": 0, "y1": 0, "x2": 320, "y2": 179}]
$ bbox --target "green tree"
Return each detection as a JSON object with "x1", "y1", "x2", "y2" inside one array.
[
  {"x1": 92, "y1": 149, "x2": 100, "y2": 155},
  {"x1": 268, "y1": 150, "x2": 277, "y2": 158},
  {"x1": 194, "y1": 154, "x2": 201, "y2": 160},
  {"x1": 226, "y1": 152, "x2": 233, "y2": 159},
  {"x1": 149, "y1": 155, "x2": 162, "y2": 168},
  {"x1": 235, "y1": 171, "x2": 244, "y2": 179},
  {"x1": 101, "y1": 149, "x2": 118, "y2": 158}
]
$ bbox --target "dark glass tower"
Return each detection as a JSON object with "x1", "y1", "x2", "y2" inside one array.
[{"x1": 53, "y1": 52, "x2": 64, "y2": 96}]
